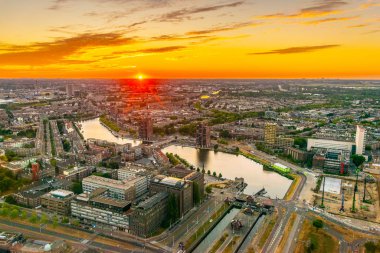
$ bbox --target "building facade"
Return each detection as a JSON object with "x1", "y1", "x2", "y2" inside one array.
[
  {"x1": 196, "y1": 123, "x2": 211, "y2": 148},
  {"x1": 40, "y1": 189, "x2": 75, "y2": 216},
  {"x1": 355, "y1": 125, "x2": 366, "y2": 155},
  {"x1": 129, "y1": 192, "x2": 168, "y2": 237}
]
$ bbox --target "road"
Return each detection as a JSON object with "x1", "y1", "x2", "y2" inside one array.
[{"x1": 0, "y1": 218, "x2": 166, "y2": 253}]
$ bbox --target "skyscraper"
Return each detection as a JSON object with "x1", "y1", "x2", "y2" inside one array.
[
  {"x1": 264, "y1": 123, "x2": 277, "y2": 146},
  {"x1": 196, "y1": 123, "x2": 211, "y2": 148},
  {"x1": 355, "y1": 125, "x2": 366, "y2": 155},
  {"x1": 139, "y1": 117, "x2": 153, "y2": 141},
  {"x1": 66, "y1": 84, "x2": 73, "y2": 97}
]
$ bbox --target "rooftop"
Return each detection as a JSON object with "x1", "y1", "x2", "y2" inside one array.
[{"x1": 136, "y1": 192, "x2": 168, "y2": 210}]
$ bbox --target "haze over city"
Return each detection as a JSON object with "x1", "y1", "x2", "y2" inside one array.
[{"x1": 1, "y1": 0, "x2": 380, "y2": 79}]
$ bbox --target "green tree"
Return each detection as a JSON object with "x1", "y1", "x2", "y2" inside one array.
[
  {"x1": 71, "y1": 181, "x2": 83, "y2": 194},
  {"x1": 312, "y1": 219, "x2": 323, "y2": 230},
  {"x1": 364, "y1": 241, "x2": 376, "y2": 253},
  {"x1": 52, "y1": 215, "x2": 59, "y2": 228},
  {"x1": 20, "y1": 211, "x2": 28, "y2": 220},
  {"x1": 201, "y1": 168, "x2": 205, "y2": 174},
  {"x1": 207, "y1": 170, "x2": 211, "y2": 175},
  {"x1": 10, "y1": 209, "x2": 19, "y2": 219},
  {"x1": 214, "y1": 144, "x2": 219, "y2": 151},
  {"x1": 212, "y1": 171, "x2": 217, "y2": 177},
  {"x1": 29, "y1": 213, "x2": 39, "y2": 223},
  {"x1": 352, "y1": 154, "x2": 365, "y2": 168},
  {"x1": 294, "y1": 137, "x2": 307, "y2": 149},
  {"x1": 40, "y1": 214, "x2": 48, "y2": 224},
  {"x1": 206, "y1": 185, "x2": 212, "y2": 194},
  {"x1": 4, "y1": 195, "x2": 17, "y2": 204},
  {"x1": 218, "y1": 173, "x2": 223, "y2": 179}
]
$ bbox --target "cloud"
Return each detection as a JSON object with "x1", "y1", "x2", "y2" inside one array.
[
  {"x1": 0, "y1": 32, "x2": 135, "y2": 66},
  {"x1": 360, "y1": 0, "x2": 380, "y2": 9},
  {"x1": 259, "y1": 1, "x2": 348, "y2": 19},
  {"x1": 155, "y1": 1, "x2": 244, "y2": 22},
  {"x1": 347, "y1": 23, "x2": 369, "y2": 28},
  {"x1": 47, "y1": 0, "x2": 70, "y2": 10},
  {"x1": 303, "y1": 16, "x2": 358, "y2": 25},
  {"x1": 186, "y1": 21, "x2": 259, "y2": 35},
  {"x1": 250, "y1": 44, "x2": 341, "y2": 55},
  {"x1": 112, "y1": 46, "x2": 186, "y2": 56}
]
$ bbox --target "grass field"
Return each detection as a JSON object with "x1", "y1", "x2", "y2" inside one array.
[{"x1": 294, "y1": 219, "x2": 339, "y2": 253}]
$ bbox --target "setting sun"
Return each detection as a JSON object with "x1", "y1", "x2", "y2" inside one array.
[{"x1": 137, "y1": 74, "x2": 144, "y2": 80}]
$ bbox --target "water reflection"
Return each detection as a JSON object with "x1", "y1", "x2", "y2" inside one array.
[
  {"x1": 163, "y1": 145, "x2": 292, "y2": 198},
  {"x1": 77, "y1": 118, "x2": 141, "y2": 146}
]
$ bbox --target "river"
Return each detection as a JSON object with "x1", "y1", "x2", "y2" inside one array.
[
  {"x1": 77, "y1": 118, "x2": 141, "y2": 146},
  {"x1": 162, "y1": 145, "x2": 292, "y2": 199}
]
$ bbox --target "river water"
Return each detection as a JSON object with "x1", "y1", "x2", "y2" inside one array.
[
  {"x1": 162, "y1": 145, "x2": 292, "y2": 199},
  {"x1": 77, "y1": 118, "x2": 141, "y2": 146}
]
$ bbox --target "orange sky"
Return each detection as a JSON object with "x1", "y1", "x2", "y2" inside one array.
[{"x1": 0, "y1": 0, "x2": 379, "y2": 79}]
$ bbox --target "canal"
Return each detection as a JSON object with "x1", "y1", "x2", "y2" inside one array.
[
  {"x1": 193, "y1": 208, "x2": 240, "y2": 253},
  {"x1": 162, "y1": 145, "x2": 292, "y2": 198},
  {"x1": 77, "y1": 118, "x2": 141, "y2": 146}
]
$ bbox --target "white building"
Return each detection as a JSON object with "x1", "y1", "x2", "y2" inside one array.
[
  {"x1": 82, "y1": 175, "x2": 135, "y2": 201},
  {"x1": 355, "y1": 125, "x2": 366, "y2": 155},
  {"x1": 307, "y1": 138, "x2": 354, "y2": 152}
]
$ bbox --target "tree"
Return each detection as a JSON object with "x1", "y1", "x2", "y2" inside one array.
[
  {"x1": 220, "y1": 130, "x2": 231, "y2": 139},
  {"x1": 294, "y1": 137, "x2": 307, "y2": 149},
  {"x1": 218, "y1": 173, "x2": 223, "y2": 179},
  {"x1": 20, "y1": 211, "x2": 28, "y2": 220},
  {"x1": 4, "y1": 195, "x2": 17, "y2": 205},
  {"x1": 214, "y1": 144, "x2": 219, "y2": 151},
  {"x1": 196, "y1": 167, "x2": 200, "y2": 172},
  {"x1": 10, "y1": 209, "x2": 19, "y2": 219},
  {"x1": 29, "y1": 213, "x2": 39, "y2": 224},
  {"x1": 201, "y1": 168, "x2": 205, "y2": 174},
  {"x1": 205, "y1": 185, "x2": 212, "y2": 194},
  {"x1": 364, "y1": 241, "x2": 376, "y2": 253},
  {"x1": 52, "y1": 215, "x2": 59, "y2": 228},
  {"x1": 207, "y1": 170, "x2": 211, "y2": 175},
  {"x1": 212, "y1": 171, "x2": 217, "y2": 177},
  {"x1": 71, "y1": 181, "x2": 83, "y2": 194},
  {"x1": 352, "y1": 155, "x2": 365, "y2": 168},
  {"x1": 312, "y1": 219, "x2": 323, "y2": 230},
  {"x1": 40, "y1": 214, "x2": 48, "y2": 224}
]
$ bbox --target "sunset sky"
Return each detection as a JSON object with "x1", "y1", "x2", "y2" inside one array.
[{"x1": 0, "y1": 0, "x2": 379, "y2": 79}]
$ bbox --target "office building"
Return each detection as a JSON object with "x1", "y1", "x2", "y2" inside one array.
[
  {"x1": 167, "y1": 166, "x2": 205, "y2": 200},
  {"x1": 71, "y1": 188, "x2": 131, "y2": 231},
  {"x1": 139, "y1": 117, "x2": 153, "y2": 141},
  {"x1": 196, "y1": 123, "x2": 211, "y2": 148},
  {"x1": 307, "y1": 138, "x2": 354, "y2": 153},
  {"x1": 82, "y1": 175, "x2": 135, "y2": 201},
  {"x1": 66, "y1": 84, "x2": 73, "y2": 97},
  {"x1": 150, "y1": 175, "x2": 193, "y2": 216},
  {"x1": 40, "y1": 189, "x2": 75, "y2": 216},
  {"x1": 63, "y1": 166, "x2": 93, "y2": 181},
  {"x1": 264, "y1": 123, "x2": 277, "y2": 146},
  {"x1": 129, "y1": 192, "x2": 169, "y2": 237},
  {"x1": 355, "y1": 125, "x2": 366, "y2": 155}
]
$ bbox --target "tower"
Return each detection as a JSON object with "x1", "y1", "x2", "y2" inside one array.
[
  {"x1": 355, "y1": 125, "x2": 366, "y2": 155},
  {"x1": 196, "y1": 123, "x2": 211, "y2": 148},
  {"x1": 264, "y1": 123, "x2": 277, "y2": 146},
  {"x1": 139, "y1": 117, "x2": 153, "y2": 141},
  {"x1": 66, "y1": 84, "x2": 73, "y2": 97}
]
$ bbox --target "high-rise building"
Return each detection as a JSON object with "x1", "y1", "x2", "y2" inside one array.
[
  {"x1": 139, "y1": 117, "x2": 153, "y2": 141},
  {"x1": 355, "y1": 125, "x2": 366, "y2": 155},
  {"x1": 66, "y1": 84, "x2": 73, "y2": 97},
  {"x1": 196, "y1": 123, "x2": 211, "y2": 148},
  {"x1": 264, "y1": 123, "x2": 277, "y2": 146}
]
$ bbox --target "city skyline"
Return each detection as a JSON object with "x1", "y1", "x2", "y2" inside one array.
[{"x1": 1, "y1": 0, "x2": 380, "y2": 79}]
